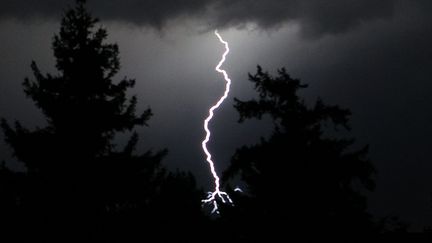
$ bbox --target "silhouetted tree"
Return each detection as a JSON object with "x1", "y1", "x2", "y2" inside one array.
[
  {"x1": 2, "y1": 0, "x2": 154, "y2": 175},
  {"x1": 221, "y1": 66, "x2": 377, "y2": 242},
  {"x1": 0, "y1": 1, "x2": 205, "y2": 242}
]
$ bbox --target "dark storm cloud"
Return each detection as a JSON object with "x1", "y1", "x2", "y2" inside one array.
[
  {"x1": 211, "y1": 0, "x2": 396, "y2": 37},
  {"x1": 0, "y1": 0, "x2": 397, "y2": 37},
  {"x1": 0, "y1": 0, "x2": 209, "y2": 28}
]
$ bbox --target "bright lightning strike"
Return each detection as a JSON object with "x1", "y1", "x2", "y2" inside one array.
[{"x1": 201, "y1": 30, "x2": 234, "y2": 214}]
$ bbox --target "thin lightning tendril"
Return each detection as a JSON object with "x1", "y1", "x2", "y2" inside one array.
[{"x1": 201, "y1": 30, "x2": 233, "y2": 214}]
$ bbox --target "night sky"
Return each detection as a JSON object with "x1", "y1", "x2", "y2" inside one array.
[{"x1": 1, "y1": 0, "x2": 432, "y2": 230}]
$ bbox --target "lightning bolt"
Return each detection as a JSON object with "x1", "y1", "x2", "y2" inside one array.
[{"x1": 201, "y1": 30, "x2": 234, "y2": 214}]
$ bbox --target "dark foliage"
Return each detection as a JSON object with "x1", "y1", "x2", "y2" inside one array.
[
  {"x1": 0, "y1": 1, "x2": 205, "y2": 242},
  {"x1": 221, "y1": 66, "x2": 377, "y2": 242}
]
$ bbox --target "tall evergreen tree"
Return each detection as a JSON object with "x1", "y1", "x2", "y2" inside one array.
[
  {"x1": 221, "y1": 66, "x2": 377, "y2": 242},
  {"x1": 2, "y1": 0, "x2": 154, "y2": 174},
  {"x1": 0, "y1": 1, "x2": 203, "y2": 241}
]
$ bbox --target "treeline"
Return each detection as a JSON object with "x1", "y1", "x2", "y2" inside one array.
[{"x1": 0, "y1": 1, "x2": 427, "y2": 242}]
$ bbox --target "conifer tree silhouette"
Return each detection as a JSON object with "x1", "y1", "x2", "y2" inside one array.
[
  {"x1": 222, "y1": 66, "x2": 377, "y2": 242},
  {"x1": 0, "y1": 1, "x2": 205, "y2": 242}
]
